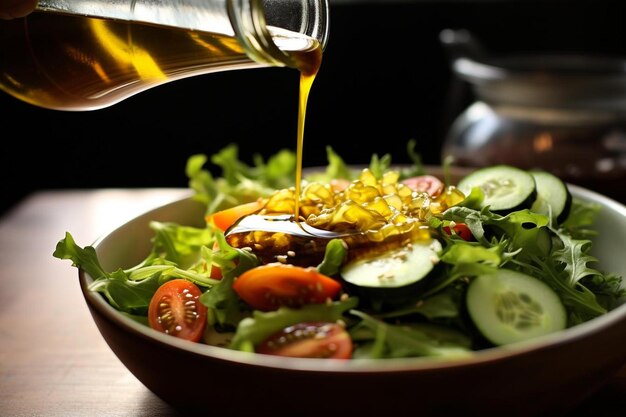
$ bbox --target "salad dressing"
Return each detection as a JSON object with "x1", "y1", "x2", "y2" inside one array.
[
  {"x1": 0, "y1": 12, "x2": 323, "y2": 111},
  {"x1": 292, "y1": 44, "x2": 322, "y2": 222}
]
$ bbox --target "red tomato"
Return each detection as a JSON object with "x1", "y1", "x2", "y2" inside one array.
[
  {"x1": 209, "y1": 242, "x2": 223, "y2": 280},
  {"x1": 443, "y1": 223, "x2": 473, "y2": 241},
  {"x1": 256, "y1": 322, "x2": 352, "y2": 359},
  {"x1": 330, "y1": 178, "x2": 351, "y2": 192},
  {"x1": 148, "y1": 279, "x2": 207, "y2": 342},
  {"x1": 232, "y1": 263, "x2": 342, "y2": 311},
  {"x1": 402, "y1": 175, "x2": 445, "y2": 197},
  {"x1": 210, "y1": 264, "x2": 223, "y2": 279},
  {"x1": 207, "y1": 199, "x2": 266, "y2": 232}
]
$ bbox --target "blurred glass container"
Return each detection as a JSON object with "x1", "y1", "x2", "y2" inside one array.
[{"x1": 440, "y1": 29, "x2": 626, "y2": 202}]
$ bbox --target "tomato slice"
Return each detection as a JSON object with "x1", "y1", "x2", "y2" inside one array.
[
  {"x1": 402, "y1": 175, "x2": 445, "y2": 197},
  {"x1": 209, "y1": 241, "x2": 223, "y2": 280},
  {"x1": 232, "y1": 263, "x2": 342, "y2": 311},
  {"x1": 330, "y1": 178, "x2": 351, "y2": 192},
  {"x1": 207, "y1": 199, "x2": 266, "y2": 232},
  {"x1": 148, "y1": 279, "x2": 207, "y2": 342},
  {"x1": 443, "y1": 222, "x2": 473, "y2": 241},
  {"x1": 257, "y1": 322, "x2": 352, "y2": 359}
]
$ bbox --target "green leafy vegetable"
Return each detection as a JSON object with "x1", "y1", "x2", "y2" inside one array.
[
  {"x1": 348, "y1": 310, "x2": 472, "y2": 359},
  {"x1": 200, "y1": 241, "x2": 260, "y2": 329},
  {"x1": 53, "y1": 142, "x2": 624, "y2": 360}
]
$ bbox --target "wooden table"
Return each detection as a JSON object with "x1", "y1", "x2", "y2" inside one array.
[{"x1": 1, "y1": 189, "x2": 625, "y2": 416}]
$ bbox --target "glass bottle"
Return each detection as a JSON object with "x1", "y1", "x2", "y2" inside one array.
[
  {"x1": 440, "y1": 29, "x2": 626, "y2": 203},
  {"x1": 0, "y1": 0, "x2": 328, "y2": 110}
]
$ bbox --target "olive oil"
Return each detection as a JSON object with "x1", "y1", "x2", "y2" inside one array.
[
  {"x1": 292, "y1": 45, "x2": 322, "y2": 221},
  {"x1": 0, "y1": 11, "x2": 320, "y2": 111}
]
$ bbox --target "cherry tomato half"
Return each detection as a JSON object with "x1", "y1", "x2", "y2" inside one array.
[
  {"x1": 443, "y1": 222, "x2": 474, "y2": 241},
  {"x1": 232, "y1": 263, "x2": 342, "y2": 311},
  {"x1": 207, "y1": 199, "x2": 266, "y2": 232},
  {"x1": 257, "y1": 322, "x2": 353, "y2": 359},
  {"x1": 148, "y1": 279, "x2": 207, "y2": 342},
  {"x1": 402, "y1": 175, "x2": 445, "y2": 197}
]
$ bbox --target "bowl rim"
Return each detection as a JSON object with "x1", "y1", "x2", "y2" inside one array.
[{"x1": 79, "y1": 181, "x2": 626, "y2": 373}]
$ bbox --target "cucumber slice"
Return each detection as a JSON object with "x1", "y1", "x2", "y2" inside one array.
[
  {"x1": 530, "y1": 170, "x2": 572, "y2": 224},
  {"x1": 466, "y1": 269, "x2": 566, "y2": 346},
  {"x1": 457, "y1": 165, "x2": 536, "y2": 214},
  {"x1": 340, "y1": 239, "x2": 442, "y2": 308}
]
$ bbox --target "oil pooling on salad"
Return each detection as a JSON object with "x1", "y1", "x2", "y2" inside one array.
[{"x1": 54, "y1": 145, "x2": 625, "y2": 360}]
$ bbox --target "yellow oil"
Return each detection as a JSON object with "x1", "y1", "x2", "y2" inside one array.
[
  {"x1": 0, "y1": 11, "x2": 320, "y2": 111},
  {"x1": 293, "y1": 45, "x2": 322, "y2": 221}
]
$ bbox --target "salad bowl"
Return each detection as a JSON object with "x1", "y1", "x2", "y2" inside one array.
[{"x1": 73, "y1": 168, "x2": 626, "y2": 417}]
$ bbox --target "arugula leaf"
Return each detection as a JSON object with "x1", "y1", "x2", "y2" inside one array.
[
  {"x1": 441, "y1": 204, "x2": 610, "y2": 322},
  {"x1": 580, "y1": 272, "x2": 626, "y2": 311},
  {"x1": 149, "y1": 221, "x2": 213, "y2": 268},
  {"x1": 457, "y1": 186, "x2": 485, "y2": 210},
  {"x1": 53, "y1": 232, "x2": 163, "y2": 314},
  {"x1": 53, "y1": 232, "x2": 108, "y2": 281},
  {"x1": 303, "y1": 146, "x2": 356, "y2": 183},
  {"x1": 54, "y1": 228, "x2": 221, "y2": 314},
  {"x1": 210, "y1": 144, "x2": 256, "y2": 185},
  {"x1": 88, "y1": 270, "x2": 162, "y2": 315},
  {"x1": 491, "y1": 210, "x2": 550, "y2": 254},
  {"x1": 553, "y1": 231, "x2": 600, "y2": 287},
  {"x1": 253, "y1": 148, "x2": 297, "y2": 190},
  {"x1": 369, "y1": 153, "x2": 392, "y2": 179},
  {"x1": 186, "y1": 145, "x2": 287, "y2": 216},
  {"x1": 199, "y1": 238, "x2": 261, "y2": 329},
  {"x1": 376, "y1": 289, "x2": 463, "y2": 321},
  {"x1": 348, "y1": 310, "x2": 472, "y2": 359},
  {"x1": 561, "y1": 198, "x2": 602, "y2": 239},
  {"x1": 398, "y1": 139, "x2": 427, "y2": 179},
  {"x1": 186, "y1": 153, "x2": 219, "y2": 207}
]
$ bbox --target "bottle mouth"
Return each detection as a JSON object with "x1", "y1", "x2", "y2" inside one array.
[
  {"x1": 229, "y1": 0, "x2": 329, "y2": 69},
  {"x1": 262, "y1": 0, "x2": 329, "y2": 51},
  {"x1": 453, "y1": 54, "x2": 626, "y2": 112}
]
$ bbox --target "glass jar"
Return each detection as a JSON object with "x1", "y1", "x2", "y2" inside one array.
[
  {"x1": 0, "y1": 0, "x2": 328, "y2": 110},
  {"x1": 441, "y1": 30, "x2": 626, "y2": 203}
]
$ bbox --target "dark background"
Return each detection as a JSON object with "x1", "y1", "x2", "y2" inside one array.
[{"x1": 2, "y1": 0, "x2": 625, "y2": 217}]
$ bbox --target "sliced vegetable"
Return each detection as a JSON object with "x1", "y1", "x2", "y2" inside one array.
[
  {"x1": 340, "y1": 239, "x2": 443, "y2": 308},
  {"x1": 232, "y1": 263, "x2": 342, "y2": 311},
  {"x1": 530, "y1": 170, "x2": 572, "y2": 224},
  {"x1": 457, "y1": 165, "x2": 536, "y2": 214},
  {"x1": 256, "y1": 321, "x2": 352, "y2": 359},
  {"x1": 466, "y1": 269, "x2": 566, "y2": 346},
  {"x1": 148, "y1": 279, "x2": 208, "y2": 342},
  {"x1": 402, "y1": 175, "x2": 445, "y2": 197},
  {"x1": 443, "y1": 222, "x2": 473, "y2": 241},
  {"x1": 207, "y1": 199, "x2": 266, "y2": 232}
]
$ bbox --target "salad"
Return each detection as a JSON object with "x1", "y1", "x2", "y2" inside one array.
[{"x1": 54, "y1": 141, "x2": 625, "y2": 360}]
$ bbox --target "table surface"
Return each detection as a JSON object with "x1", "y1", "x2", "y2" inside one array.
[{"x1": 1, "y1": 189, "x2": 625, "y2": 417}]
